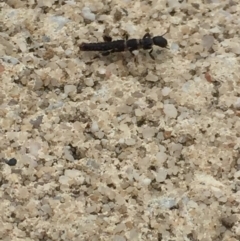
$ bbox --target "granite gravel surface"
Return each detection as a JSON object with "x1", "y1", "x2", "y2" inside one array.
[{"x1": 1, "y1": 0, "x2": 240, "y2": 240}]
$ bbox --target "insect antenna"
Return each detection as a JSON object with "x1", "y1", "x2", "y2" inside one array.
[
  {"x1": 161, "y1": 25, "x2": 170, "y2": 37},
  {"x1": 161, "y1": 26, "x2": 170, "y2": 49}
]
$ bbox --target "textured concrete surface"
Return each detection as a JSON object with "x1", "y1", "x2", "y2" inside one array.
[{"x1": 0, "y1": 0, "x2": 240, "y2": 240}]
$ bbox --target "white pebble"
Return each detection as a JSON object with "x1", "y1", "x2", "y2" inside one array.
[
  {"x1": 15, "y1": 38, "x2": 27, "y2": 52},
  {"x1": 234, "y1": 170, "x2": 240, "y2": 180},
  {"x1": 156, "y1": 169, "x2": 168, "y2": 182},
  {"x1": 64, "y1": 147, "x2": 74, "y2": 162},
  {"x1": 97, "y1": 67, "x2": 106, "y2": 76},
  {"x1": 84, "y1": 78, "x2": 94, "y2": 86},
  {"x1": 156, "y1": 152, "x2": 168, "y2": 163},
  {"x1": 171, "y1": 143, "x2": 182, "y2": 152},
  {"x1": 146, "y1": 73, "x2": 158, "y2": 82},
  {"x1": 59, "y1": 175, "x2": 70, "y2": 185},
  {"x1": 41, "y1": 204, "x2": 52, "y2": 214},
  {"x1": 236, "y1": 226, "x2": 240, "y2": 236},
  {"x1": 64, "y1": 84, "x2": 76, "y2": 95},
  {"x1": 142, "y1": 127, "x2": 156, "y2": 139},
  {"x1": 125, "y1": 138, "x2": 136, "y2": 146},
  {"x1": 65, "y1": 169, "x2": 82, "y2": 178},
  {"x1": 234, "y1": 98, "x2": 240, "y2": 110},
  {"x1": 118, "y1": 138, "x2": 125, "y2": 144},
  {"x1": 50, "y1": 16, "x2": 69, "y2": 30},
  {"x1": 113, "y1": 235, "x2": 126, "y2": 241},
  {"x1": 124, "y1": 23, "x2": 136, "y2": 36},
  {"x1": 159, "y1": 197, "x2": 177, "y2": 209},
  {"x1": 167, "y1": 0, "x2": 180, "y2": 8},
  {"x1": 91, "y1": 121, "x2": 99, "y2": 133},
  {"x1": 141, "y1": 178, "x2": 151, "y2": 186},
  {"x1": 82, "y1": 7, "x2": 96, "y2": 21},
  {"x1": 171, "y1": 42, "x2": 179, "y2": 51},
  {"x1": 95, "y1": 131, "x2": 104, "y2": 139},
  {"x1": 162, "y1": 87, "x2": 172, "y2": 96},
  {"x1": 163, "y1": 104, "x2": 178, "y2": 118},
  {"x1": 28, "y1": 142, "x2": 41, "y2": 157},
  {"x1": 231, "y1": 43, "x2": 240, "y2": 55},
  {"x1": 135, "y1": 109, "x2": 143, "y2": 117}
]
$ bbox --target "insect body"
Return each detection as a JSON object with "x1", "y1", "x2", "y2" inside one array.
[{"x1": 80, "y1": 32, "x2": 168, "y2": 59}]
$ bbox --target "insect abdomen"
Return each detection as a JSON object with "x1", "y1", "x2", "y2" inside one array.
[
  {"x1": 126, "y1": 39, "x2": 139, "y2": 51},
  {"x1": 80, "y1": 40, "x2": 125, "y2": 52}
]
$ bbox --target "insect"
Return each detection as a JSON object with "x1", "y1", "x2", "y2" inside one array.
[{"x1": 80, "y1": 31, "x2": 168, "y2": 59}]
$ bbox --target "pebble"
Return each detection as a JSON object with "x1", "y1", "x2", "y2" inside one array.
[
  {"x1": 125, "y1": 138, "x2": 136, "y2": 146},
  {"x1": 159, "y1": 197, "x2": 177, "y2": 209},
  {"x1": 202, "y1": 35, "x2": 214, "y2": 49},
  {"x1": 64, "y1": 147, "x2": 75, "y2": 162},
  {"x1": 65, "y1": 169, "x2": 82, "y2": 178},
  {"x1": 82, "y1": 7, "x2": 96, "y2": 21},
  {"x1": 234, "y1": 98, "x2": 240, "y2": 110},
  {"x1": 94, "y1": 131, "x2": 104, "y2": 139},
  {"x1": 142, "y1": 127, "x2": 156, "y2": 139},
  {"x1": 135, "y1": 109, "x2": 144, "y2": 117},
  {"x1": 167, "y1": 0, "x2": 180, "y2": 8},
  {"x1": 5, "y1": 158, "x2": 17, "y2": 166},
  {"x1": 156, "y1": 152, "x2": 168, "y2": 163},
  {"x1": 142, "y1": 178, "x2": 151, "y2": 186},
  {"x1": 50, "y1": 16, "x2": 69, "y2": 31},
  {"x1": 113, "y1": 235, "x2": 126, "y2": 241},
  {"x1": 231, "y1": 43, "x2": 240, "y2": 55},
  {"x1": 64, "y1": 84, "x2": 76, "y2": 95},
  {"x1": 91, "y1": 121, "x2": 99, "y2": 133},
  {"x1": 84, "y1": 78, "x2": 94, "y2": 87},
  {"x1": 97, "y1": 67, "x2": 106, "y2": 77},
  {"x1": 163, "y1": 104, "x2": 178, "y2": 118},
  {"x1": 156, "y1": 169, "x2": 168, "y2": 182},
  {"x1": 162, "y1": 87, "x2": 172, "y2": 96},
  {"x1": 171, "y1": 42, "x2": 179, "y2": 51},
  {"x1": 59, "y1": 175, "x2": 70, "y2": 185},
  {"x1": 146, "y1": 72, "x2": 158, "y2": 82}
]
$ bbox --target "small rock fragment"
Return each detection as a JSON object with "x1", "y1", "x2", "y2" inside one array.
[
  {"x1": 146, "y1": 72, "x2": 158, "y2": 82},
  {"x1": 202, "y1": 35, "x2": 214, "y2": 49},
  {"x1": 162, "y1": 87, "x2": 171, "y2": 96},
  {"x1": 125, "y1": 138, "x2": 136, "y2": 146},
  {"x1": 234, "y1": 98, "x2": 240, "y2": 110},
  {"x1": 5, "y1": 158, "x2": 17, "y2": 166},
  {"x1": 156, "y1": 152, "x2": 168, "y2": 163},
  {"x1": 91, "y1": 121, "x2": 99, "y2": 133},
  {"x1": 113, "y1": 235, "x2": 126, "y2": 241},
  {"x1": 135, "y1": 109, "x2": 144, "y2": 117},
  {"x1": 82, "y1": 7, "x2": 96, "y2": 21},
  {"x1": 84, "y1": 78, "x2": 94, "y2": 87},
  {"x1": 156, "y1": 169, "x2": 168, "y2": 182},
  {"x1": 64, "y1": 84, "x2": 76, "y2": 95},
  {"x1": 163, "y1": 104, "x2": 178, "y2": 118},
  {"x1": 97, "y1": 67, "x2": 106, "y2": 77},
  {"x1": 142, "y1": 127, "x2": 156, "y2": 139}
]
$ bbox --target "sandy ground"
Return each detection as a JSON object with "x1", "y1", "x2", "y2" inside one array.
[{"x1": 1, "y1": 0, "x2": 240, "y2": 240}]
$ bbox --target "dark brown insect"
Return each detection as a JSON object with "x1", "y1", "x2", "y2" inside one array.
[{"x1": 80, "y1": 32, "x2": 168, "y2": 59}]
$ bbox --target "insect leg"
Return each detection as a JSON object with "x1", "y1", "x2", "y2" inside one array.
[
  {"x1": 128, "y1": 48, "x2": 135, "y2": 56},
  {"x1": 103, "y1": 35, "x2": 112, "y2": 42},
  {"x1": 148, "y1": 48, "x2": 155, "y2": 60},
  {"x1": 143, "y1": 33, "x2": 151, "y2": 39},
  {"x1": 130, "y1": 51, "x2": 135, "y2": 56},
  {"x1": 102, "y1": 48, "x2": 120, "y2": 55},
  {"x1": 123, "y1": 32, "x2": 129, "y2": 40},
  {"x1": 102, "y1": 51, "x2": 111, "y2": 56}
]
